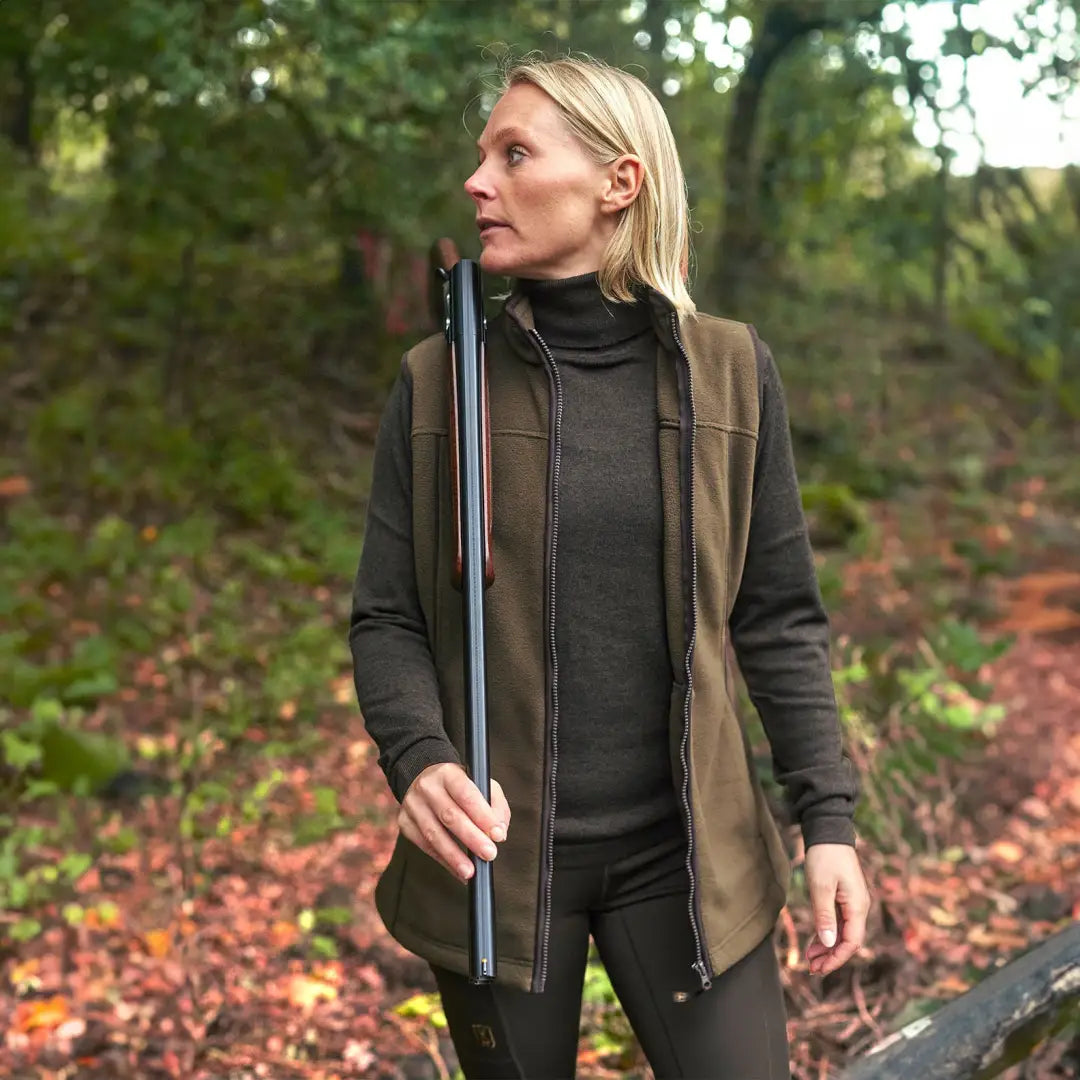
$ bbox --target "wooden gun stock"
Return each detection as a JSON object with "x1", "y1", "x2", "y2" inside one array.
[{"x1": 429, "y1": 238, "x2": 494, "y2": 591}]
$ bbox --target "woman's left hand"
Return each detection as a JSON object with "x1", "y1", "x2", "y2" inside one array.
[{"x1": 803, "y1": 842, "x2": 871, "y2": 976}]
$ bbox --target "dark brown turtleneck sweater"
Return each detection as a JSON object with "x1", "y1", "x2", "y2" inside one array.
[{"x1": 349, "y1": 272, "x2": 859, "y2": 850}]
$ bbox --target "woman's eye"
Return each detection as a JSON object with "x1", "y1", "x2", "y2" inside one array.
[{"x1": 507, "y1": 145, "x2": 526, "y2": 165}]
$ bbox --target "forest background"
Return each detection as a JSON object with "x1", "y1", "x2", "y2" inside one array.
[{"x1": 1, "y1": 1, "x2": 1079, "y2": 1078}]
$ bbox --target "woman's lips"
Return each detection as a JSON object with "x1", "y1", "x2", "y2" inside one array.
[{"x1": 479, "y1": 223, "x2": 508, "y2": 237}]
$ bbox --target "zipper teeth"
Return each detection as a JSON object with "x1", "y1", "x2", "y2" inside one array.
[
  {"x1": 670, "y1": 312, "x2": 711, "y2": 993},
  {"x1": 533, "y1": 328, "x2": 562, "y2": 993}
]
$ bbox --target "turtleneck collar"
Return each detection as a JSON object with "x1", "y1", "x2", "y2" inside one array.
[{"x1": 516, "y1": 271, "x2": 654, "y2": 351}]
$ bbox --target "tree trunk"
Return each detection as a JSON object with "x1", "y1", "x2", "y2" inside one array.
[
  {"x1": 642, "y1": 0, "x2": 675, "y2": 87},
  {"x1": 2, "y1": 48, "x2": 37, "y2": 162},
  {"x1": 842, "y1": 921, "x2": 1080, "y2": 1080},
  {"x1": 714, "y1": 1, "x2": 884, "y2": 307},
  {"x1": 715, "y1": 4, "x2": 792, "y2": 305},
  {"x1": 932, "y1": 143, "x2": 950, "y2": 328}
]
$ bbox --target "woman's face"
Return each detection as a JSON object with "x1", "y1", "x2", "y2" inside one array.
[{"x1": 464, "y1": 83, "x2": 635, "y2": 280}]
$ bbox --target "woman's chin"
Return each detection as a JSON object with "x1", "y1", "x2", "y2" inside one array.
[
  {"x1": 478, "y1": 247, "x2": 522, "y2": 277},
  {"x1": 477, "y1": 250, "x2": 502, "y2": 273}
]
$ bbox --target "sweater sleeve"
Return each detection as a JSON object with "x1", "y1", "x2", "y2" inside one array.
[
  {"x1": 348, "y1": 355, "x2": 461, "y2": 803},
  {"x1": 727, "y1": 327, "x2": 859, "y2": 849}
]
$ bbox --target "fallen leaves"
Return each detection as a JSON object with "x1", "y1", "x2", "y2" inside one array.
[
  {"x1": 5, "y1": 1002, "x2": 85, "y2": 1066},
  {"x1": 966, "y1": 925, "x2": 1031, "y2": 951},
  {"x1": 270, "y1": 920, "x2": 300, "y2": 949},
  {"x1": 8, "y1": 959, "x2": 40, "y2": 991},
  {"x1": 994, "y1": 605, "x2": 1080, "y2": 634},
  {"x1": 83, "y1": 902, "x2": 123, "y2": 930},
  {"x1": 779, "y1": 906, "x2": 801, "y2": 969},
  {"x1": 901, "y1": 921, "x2": 928, "y2": 960},
  {"x1": 0, "y1": 474, "x2": 31, "y2": 498},
  {"x1": 333, "y1": 675, "x2": 355, "y2": 705},
  {"x1": 988, "y1": 839, "x2": 1025, "y2": 864},
  {"x1": 927, "y1": 905, "x2": 960, "y2": 928},
  {"x1": 13, "y1": 996, "x2": 69, "y2": 1033},
  {"x1": 1, "y1": 489, "x2": 1076, "y2": 1080},
  {"x1": 927, "y1": 974, "x2": 971, "y2": 996},
  {"x1": 990, "y1": 570, "x2": 1080, "y2": 635},
  {"x1": 143, "y1": 929, "x2": 173, "y2": 958},
  {"x1": 286, "y1": 973, "x2": 338, "y2": 1011},
  {"x1": 0, "y1": 691, "x2": 400, "y2": 1076},
  {"x1": 780, "y1": 626, "x2": 1080, "y2": 1080},
  {"x1": 343, "y1": 1038, "x2": 376, "y2": 1072}
]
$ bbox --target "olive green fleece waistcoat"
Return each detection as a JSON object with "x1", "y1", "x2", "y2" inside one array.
[{"x1": 373, "y1": 291, "x2": 791, "y2": 995}]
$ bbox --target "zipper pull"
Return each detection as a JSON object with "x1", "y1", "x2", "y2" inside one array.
[{"x1": 672, "y1": 962, "x2": 713, "y2": 1003}]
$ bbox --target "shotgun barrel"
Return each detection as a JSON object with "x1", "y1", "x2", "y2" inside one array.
[{"x1": 429, "y1": 238, "x2": 496, "y2": 985}]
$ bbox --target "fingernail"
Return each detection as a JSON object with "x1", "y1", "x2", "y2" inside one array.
[
  {"x1": 482, "y1": 843, "x2": 497, "y2": 860},
  {"x1": 491, "y1": 825, "x2": 506, "y2": 842},
  {"x1": 820, "y1": 929, "x2": 836, "y2": 948},
  {"x1": 461, "y1": 863, "x2": 473, "y2": 879}
]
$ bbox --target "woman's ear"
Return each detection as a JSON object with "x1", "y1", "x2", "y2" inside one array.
[{"x1": 601, "y1": 155, "x2": 644, "y2": 214}]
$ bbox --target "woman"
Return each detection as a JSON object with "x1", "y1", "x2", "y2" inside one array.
[{"x1": 350, "y1": 54, "x2": 871, "y2": 1079}]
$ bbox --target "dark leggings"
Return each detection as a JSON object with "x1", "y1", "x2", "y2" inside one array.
[{"x1": 430, "y1": 815, "x2": 791, "y2": 1079}]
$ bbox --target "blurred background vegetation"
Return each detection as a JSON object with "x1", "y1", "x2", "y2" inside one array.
[{"x1": 1, "y1": 1, "x2": 1079, "y2": 1078}]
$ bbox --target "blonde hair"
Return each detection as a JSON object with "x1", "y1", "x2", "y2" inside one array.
[{"x1": 496, "y1": 53, "x2": 696, "y2": 317}]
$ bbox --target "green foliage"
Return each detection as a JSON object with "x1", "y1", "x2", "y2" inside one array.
[
  {"x1": 953, "y1": 168, "x2": 1080, "y2": 417},
  {"x1": 0, "y1": 413, "x2": 360, "y2": 918},
  {"x1": 1, "y1": 697, "x2": 127, "y2": 789},
  {"x1": 26, "y1": 374, "x2": 312, "y2": 524},
  {"x1": 583, "y1": 944, "x2": 618, "y2": 1007},
  {"x1": 930, "y1": 617, "x2": 1013, "y2": 676},
  {"x1": 292, "y1": 786, "x2": 347, "y2": 845},
  {"x1": 393, "y1": 991, "x2": 447, "y2": 1028},
  {"x1": 0, "y1": 799, "x2": 96, "y2": 918},
  {"x1": 835, "y1": 624, "x2": 1013, "y2": 848},
  {"x1": 801, "y1": 482, "x2": 872, "y2": 550},
  {"x1": 578, "y1": 941, "x2": 650, "y2": 1070},
  {"x1": 39, "y1": 721, "x2": 129, "y2": 792}
]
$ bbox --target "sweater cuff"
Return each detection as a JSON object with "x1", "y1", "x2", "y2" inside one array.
[
  {"x1": 802, "y1": 814, "x2": 856, "y2": 849},
  {"x1": 388, "y1": 737, "x2": 463, "y2": 804}
]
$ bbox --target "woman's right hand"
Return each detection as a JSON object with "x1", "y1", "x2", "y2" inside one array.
[{"x1": 398, "y1": 762, "x2": 511, "y2": 883}]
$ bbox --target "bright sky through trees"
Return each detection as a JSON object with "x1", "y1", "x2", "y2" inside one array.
[
  {"x1": 898, "y1": 0, "x2": 1079, "y2": 174},
  {"x1": 694, "y1": 0, "x2": 1079, "y2": 175}
]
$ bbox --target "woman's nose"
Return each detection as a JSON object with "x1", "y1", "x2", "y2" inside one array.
[{"x1": 464, "y1": 162, "x2": 493, "y2": 200}]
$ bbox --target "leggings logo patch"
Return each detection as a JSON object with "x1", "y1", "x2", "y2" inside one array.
[{"x1": 471, "y1": 1023, "x2": 496, "y2": 1049}]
